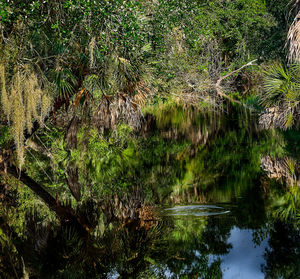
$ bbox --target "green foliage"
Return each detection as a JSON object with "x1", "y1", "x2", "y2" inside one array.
[
  {"x1": 262, "y1": 63, "x2": 300, "y2": 107},
  {"x1": 260, "y1": 62, "x2": 300, "y2": 129},
  {"x1": 0, "y1": 125, "x2": 12, "y2": 148},
  {"x1": 193, "y1": 0, "x2": 276, "y2": 59},
  {"x1": 0, "y1": 0, "x2": 286, "y2": 100},
  {"x1": 244, "y1": 94, "x2": 262, "y2": 110},
  {"x1": 52, "y1": 68, "x2": 77, "y2": 99},
  {"x1": 0, "y1": 1, "x2": 300, "y2": 277},
  {"x1": 270, "y1": 186, "x2": 300, "y2": 225},
  {"x1": 263, "y1": 0, "x2": 290, "y2": 59}
]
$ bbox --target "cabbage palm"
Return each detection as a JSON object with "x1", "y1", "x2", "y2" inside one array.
[
  {"x1": 261, "y1": 62, "x2": 300, "y2": 128},
  {"x1": 262, "y1": 63, "x2": 300, "y2": 107},
  {"x1": 287, "y1": 0, "x2": 300, "y2": 62}
]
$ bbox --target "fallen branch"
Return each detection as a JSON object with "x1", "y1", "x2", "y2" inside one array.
[{"x1": 215, "y1": 59, "x2": 257, "y2": 105}]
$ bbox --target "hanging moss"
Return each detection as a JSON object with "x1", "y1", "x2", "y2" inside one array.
[
  {"x1": 0, "y1": 65, "x2": 52, "y2": 168},
  {"x1": 0, "y1": 63, "x2": 10, "y2": 119}
]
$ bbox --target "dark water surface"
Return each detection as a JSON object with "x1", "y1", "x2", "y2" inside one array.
[
  {"x1": 98, "y1": 105, "x2": 300, "y2": 279},
  {"x1": 104, "y1": 106, "x2": 300, "y2": 279},
  {"x1": 157, "y1": 204, "x2": 268, "y2": 279},
  {"x1": 3, "y1": 105, "x2": 300, "y2": 279}
]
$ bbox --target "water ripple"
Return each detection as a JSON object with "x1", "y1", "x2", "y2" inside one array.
[{"x1": 164, "y1": 205, "x2": 230, "y2": 217}]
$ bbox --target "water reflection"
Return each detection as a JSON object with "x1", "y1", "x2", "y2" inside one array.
[
  {"x1": 263, "y1": 221, "x2": 300, "y2": 278},
  {"x1": 1, "y1": 104, "x2": 300, "y2": 278},
  {"x1": 220, "y1": 227, "x2": 268, "y2": 279},
  {"x1": 150, "y1": 200, "x2": 268, "y2": 279}
]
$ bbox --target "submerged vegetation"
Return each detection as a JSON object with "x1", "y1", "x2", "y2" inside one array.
[{"x1": 0, "y1": 0, "x2": 300, "y2": 278}]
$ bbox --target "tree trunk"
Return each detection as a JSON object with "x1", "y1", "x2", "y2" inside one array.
[{"x1": 5, "y1": 166, "x2": 88, "y2": 232}]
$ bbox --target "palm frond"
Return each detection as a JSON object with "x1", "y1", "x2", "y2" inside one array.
[
  {"x1": 287, "y1": 0, "x2": 300, "y2": 62},
  {"x1": 261, "y1": 63, "x2": 300, "y2": 107},
  {"x1": 83, "y1": 74, "x2": 102, "y2": 100},
  {"x1": 53, "y1": 68, "x2": 77, "y2": 98}
]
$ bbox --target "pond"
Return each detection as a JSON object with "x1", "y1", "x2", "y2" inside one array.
[{"x1": 2, "y1": 104, "x2": 300, "y2": 279}]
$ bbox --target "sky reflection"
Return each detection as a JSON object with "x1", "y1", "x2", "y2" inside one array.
[{"x1": 221, "y1": 227, "x2": 268, "y2": 279}]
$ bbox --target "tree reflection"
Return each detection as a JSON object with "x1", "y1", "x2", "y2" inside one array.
[
  {"x1": 1, "y1": 105, "x2": 299, "y2": 278},
  {"x1": 263, "y1": 221, "x2": 300, "y2": 279}
]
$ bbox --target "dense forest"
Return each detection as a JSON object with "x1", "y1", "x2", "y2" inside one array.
[{"x1": 0, "y1": 0, "x2": 300, "y2": 278}]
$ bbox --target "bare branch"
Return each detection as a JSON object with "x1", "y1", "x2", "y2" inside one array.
[{"x1": 215, "y1": 59, "x2": 257, "y2": 106}]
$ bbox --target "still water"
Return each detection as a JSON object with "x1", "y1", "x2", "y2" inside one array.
[
  {"x1": 2, "y1": 104, "x2": 300, "y2": 278},
  {"x1": 100, "y1": 105, "x2": 300, "y2": 279},
  {"x1": 158, "y1": 204, "x2": 268, "y2": 279}
]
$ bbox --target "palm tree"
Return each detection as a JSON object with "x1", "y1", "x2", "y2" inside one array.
[{"x1": 287, "y1": 0, "x2": 300, "y2": 62}]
